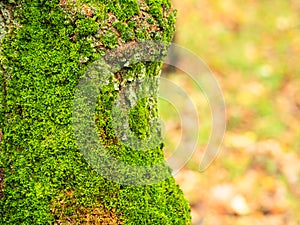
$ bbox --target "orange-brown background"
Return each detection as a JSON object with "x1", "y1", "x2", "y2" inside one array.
[{"x1": 160, "y1": 1, "x2": 300, "y2": 224}]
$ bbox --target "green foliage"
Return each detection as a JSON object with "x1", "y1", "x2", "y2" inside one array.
[{"x1": 0, "y1": 0, "x2": 191, "y2": 224}]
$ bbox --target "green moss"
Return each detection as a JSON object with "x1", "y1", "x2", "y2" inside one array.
[
  {"x1": 106, "y1": 0, "x2": 140, "y2": 21},
  {"x1": 76, "y1": 18, "x2": 99, "y2": 36},
  {"x1": 149, "y1": 4, "x2": 163, "y2": 19},
  {"x1": 0, "y1": 0, "x2": 191, "y2": 224},
  {"x1": 101, "y1": 28, "x2": 119, "y2": 49},
  {"x1": 113, "y1": 21, "x2": 135, "y2": 42}
]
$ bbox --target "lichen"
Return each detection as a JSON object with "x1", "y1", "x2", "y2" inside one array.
[{"x1": 0, "y1": 2, "x2": 16, "y2": 42}]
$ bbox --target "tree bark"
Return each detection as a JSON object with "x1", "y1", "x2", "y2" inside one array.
[{"x1": 0, "y1": 0, "x2": 191, "y2": 224}]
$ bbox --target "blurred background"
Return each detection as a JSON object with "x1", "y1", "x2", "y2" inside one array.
[{"x1": 159, "y1": 0, "x2": 300, "y2": 224}]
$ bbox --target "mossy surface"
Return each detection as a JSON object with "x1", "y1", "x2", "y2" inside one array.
[{"x1": 0, "y1": 0, "x2": 191, "y2": 224}]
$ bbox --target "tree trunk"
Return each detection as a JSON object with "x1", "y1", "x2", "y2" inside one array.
[{"x1": 0, "y1": 0, "x2": 191, "y2": 224}]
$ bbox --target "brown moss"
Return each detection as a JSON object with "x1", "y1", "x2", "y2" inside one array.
[{"x1": 51, "y1": 190, "x2": 123, "y2": 225}]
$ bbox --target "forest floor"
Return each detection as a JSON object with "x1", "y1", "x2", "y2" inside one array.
[{"x1": 160, "y1": 0, "x2": 300, "y2": 224}]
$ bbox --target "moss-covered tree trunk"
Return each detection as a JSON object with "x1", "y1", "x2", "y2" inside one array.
[{"x1": 0, "y1": 0, "x2": 191, "y2": 224}]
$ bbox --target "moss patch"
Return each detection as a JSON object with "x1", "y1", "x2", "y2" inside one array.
[
  {"x1": 51, "y1": 190, "x2": 123, "y2": 225},
  {"x1": 0, "y1": 0, "x2": 191, "y2": 224}
]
